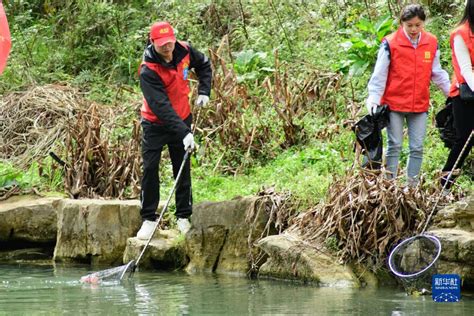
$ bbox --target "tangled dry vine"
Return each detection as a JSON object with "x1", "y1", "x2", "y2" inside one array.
[
  {"x1": 0, "y1": 84, "x2": 141, "y2": 199},
  {"x1": 288, "y1": 168, "x2": 451, "y2": 268}
]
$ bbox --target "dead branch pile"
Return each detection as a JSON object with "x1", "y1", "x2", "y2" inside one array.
[
  {"x1": 245, "y1": 186, "x2": 297, "y2": 275},
  {"x1": 0, "y1": 185, "x2": 41, "y2": 201},
  {"x1": 0, "y1": 84, "x2": 86, "y2": 166},
  {"x1": 288, "y1": 168, "x2": 445, "y2": 268},
  {"x1": 62, "y1": 103, "x2": 141, "y2": 199},
  {"x1": 264, "y1": 53, "x2": 341, "y2": 148},
  {"x1": 0, "y1": 84, "x2": 141, "y2": 199},
  {"x1": 194, "y1": 36, "x2": 343, "y2": 174},
  {"x1": 197, "y1": 36, "x2": 268, "y2": 173}
]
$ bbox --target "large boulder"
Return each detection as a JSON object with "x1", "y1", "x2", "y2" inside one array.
[
  {"x1": 0, "y1": 196, "x2": 59, "y2": 243},
  {"x1": 123, "y1": 229, "x2": 187, "y2": 270},
  {"x1": 257, "y1": 233, "x2": 361, "y2": 287},
  {"x1": 185, "y1": 197, "x2": 270, "y2": 275},
  {"x1": 429, "y1": 195, "x2": 474, "y2": 288},
  {"x1": 432, "y1": 195, "x2": 474, "y2": 231},
  {"x1": 430, "y1": 229, "x2": 474, "y2": 282},
  {"x1": 53, "y1": 199, "x2": 141, "y2": 265}
]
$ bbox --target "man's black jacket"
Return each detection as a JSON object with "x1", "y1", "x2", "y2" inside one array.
[{"x1": 139, "y1": 41, "x2": 212, "y2": 139}]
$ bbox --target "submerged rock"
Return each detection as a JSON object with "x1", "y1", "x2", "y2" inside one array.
[{"x1": 0, "y1": 247, "x2": 52, "y2": 261}]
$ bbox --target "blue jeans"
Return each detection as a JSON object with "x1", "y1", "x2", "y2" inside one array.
[{"x1": 385, "y1": 111, "x2": 428, "y2": 185}]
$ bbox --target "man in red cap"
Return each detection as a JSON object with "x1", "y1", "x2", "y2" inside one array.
[{"x1": 136, "y1": 21, "x2": 212, "y2": 239}]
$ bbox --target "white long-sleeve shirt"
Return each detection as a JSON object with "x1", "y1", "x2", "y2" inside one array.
[
  {"x1": 453, "y1": 34, "x2": 474, "y2": 90},
  {"x1": 367, "y1": 29, "x2": 451, "y2": 105}
]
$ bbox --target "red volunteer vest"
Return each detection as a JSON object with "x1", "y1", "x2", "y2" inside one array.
[
  {"x1": 380, "y1": 28, "x2": 438, "y2": 112},
  {"x1": 448, "y1": 22, "x2": 474, "y2": 97},
  {"x1": 140, "y1": 43, "x2": 191, "y2": 123}
]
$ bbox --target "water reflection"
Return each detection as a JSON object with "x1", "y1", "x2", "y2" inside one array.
[{"x1": 0, "y1": 263, "x2": 473, "y2": 315}]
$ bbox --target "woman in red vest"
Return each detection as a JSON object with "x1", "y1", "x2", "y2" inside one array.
[
  {"x1": 440, "y1": 0, "x2": 474, "y2": 190},
  {"x1": 366, "y1": 4, "x2": 450, "y2": 186}
]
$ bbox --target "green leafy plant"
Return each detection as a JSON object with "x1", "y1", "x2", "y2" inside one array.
[
  {"x1": 232, "y1": 50, "x2": 274, "y2": 83},
  {"x1": 325, "y1": 235, "x2": 340, "y2": 252},
  {"x1": 0, "y1": 163, "x2": 40, "y2": 188},
  {"x1": 1, "y1": 1, "x2": 471, "y2": 204},
  {"x1": 0, "y1": 164, "x2": 21, "y2": 188},
  {"x1": 339, "y1": 16, "x2": 395, "y2": 77}
]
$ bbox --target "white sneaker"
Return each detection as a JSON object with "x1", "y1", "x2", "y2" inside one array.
[
  {"x1": 177, "y1": 218, "x2": 191, "y2": 234},
  {"x1": 136, "y1": 220, "x2": 156, "y2": 240}
]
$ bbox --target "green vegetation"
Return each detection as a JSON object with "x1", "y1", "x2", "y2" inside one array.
[
  {"x1": 338, "y1": 15, "x2": 395, "y2": 77},
  {"x1": 0, "y1": 0, "x2": 471, "y2": 208}
]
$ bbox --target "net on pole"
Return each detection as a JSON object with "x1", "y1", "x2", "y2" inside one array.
[
  {"x1": 79, "y1": 150, "x2": 191, "y2": 285},
  {"x1": 80, "y1": 260, "x2": 135, "y2": 284},
  {"x1": 388, "y1": 235, "x2": 441, "y2": 294}
]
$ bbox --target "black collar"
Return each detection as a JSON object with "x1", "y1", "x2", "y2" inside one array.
[{"x1": 143, "y1": 42, "x2": 188, "y2": 68}]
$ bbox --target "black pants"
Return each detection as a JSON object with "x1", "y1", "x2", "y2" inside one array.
[
  {"x1": 140, "y1": 117, "x2": 192, "y2": 221},
  {"x1": 442, "y1": 96, "x2": 473, "y2": 174}
]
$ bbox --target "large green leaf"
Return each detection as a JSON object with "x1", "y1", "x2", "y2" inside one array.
[{"x1": 356, "y1": 19, "x2": 375, "y2": 34}]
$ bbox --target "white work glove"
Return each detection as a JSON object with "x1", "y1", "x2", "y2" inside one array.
[
  {"x1": 195, "y1": 95, "x2": 209, "y2": 107},
  {"x1": 183, "y1": 133, "x2": 195, "y2": 151},
  {"x1": 365, "y1": 99, "x2": 379, "y2": 116}
]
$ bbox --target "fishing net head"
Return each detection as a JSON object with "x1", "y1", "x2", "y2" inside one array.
[
  {"x1": 80, "y1": 260, "x2": 136, "y2": 284},
  {"x1": 388, "y1": 235, "x2": 441, "y2": 294}
]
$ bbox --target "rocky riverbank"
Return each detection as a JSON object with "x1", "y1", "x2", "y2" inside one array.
[{"x1": 1, "y1": 194, "x2": 473, "y2": 289}]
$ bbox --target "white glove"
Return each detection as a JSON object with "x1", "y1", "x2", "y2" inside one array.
[
  {"x1": 183, "y1": 133, "x2": 195, "y2": 151},
  {"x1": 195, "y1": 95, "x2": 209, "y2": 107},
  {"x1": 365, "y1": 100, "x2": 379, "y2": 116}
]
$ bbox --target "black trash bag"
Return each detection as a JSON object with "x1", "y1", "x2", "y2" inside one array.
[
  {"x1": 353, "y1": 105, "x2": 390, "y2": 169},
  {"x1": 435, "y1": 98, "x2": 456, "y2": 149}
]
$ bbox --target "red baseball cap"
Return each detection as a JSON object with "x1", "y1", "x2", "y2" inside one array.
[{"x1": 150, "y1": 21, "x2": 176, "y2": 46}]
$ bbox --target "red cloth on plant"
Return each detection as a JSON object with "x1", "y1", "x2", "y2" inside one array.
[{"x1": 0, "y1": 1, "x2": 11, "y2": 75}]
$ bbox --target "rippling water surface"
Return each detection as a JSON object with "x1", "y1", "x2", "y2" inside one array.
[{"x1": 0, "y1": 263, "x2": 473, "y2": 315}]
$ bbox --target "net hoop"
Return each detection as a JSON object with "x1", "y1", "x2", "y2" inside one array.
[
  {"x1": 119, "y1": 260, "x2": 135, "y2": 280},
  {"x1": 388, "y1": 234, "x2": 442, "y2": 279}
]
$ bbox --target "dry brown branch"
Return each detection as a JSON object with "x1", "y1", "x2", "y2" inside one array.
[
  {"x1": 0, "y1": 185, "x2": 42, "y2": 201},
  {"x1": 196, "y1": 38, "x2": 343, "y2": 174},
  {"x1": 1, "y1": 84, "x2": 141, "y2": 199},
  {"x1": 287, "y1": 168, "x2": 451, "y2": 269},
  {"x1": 245, "y1": 186, "x2": 297, "y2": 275},
  {"x1": 0, "y1": 84, "x2": 86, "y2": 167},
  {"x1": 62, "y1": 102, "x2": 141, "y2": 199}
]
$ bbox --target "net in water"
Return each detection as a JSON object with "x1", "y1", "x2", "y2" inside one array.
[{"x1": 80, "y1": 260, "x2": 135, "y2": 284}]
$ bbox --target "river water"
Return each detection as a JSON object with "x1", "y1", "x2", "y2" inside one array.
[{"x1": 0, "y1": 263, "x2": 473, "y2": 315}]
